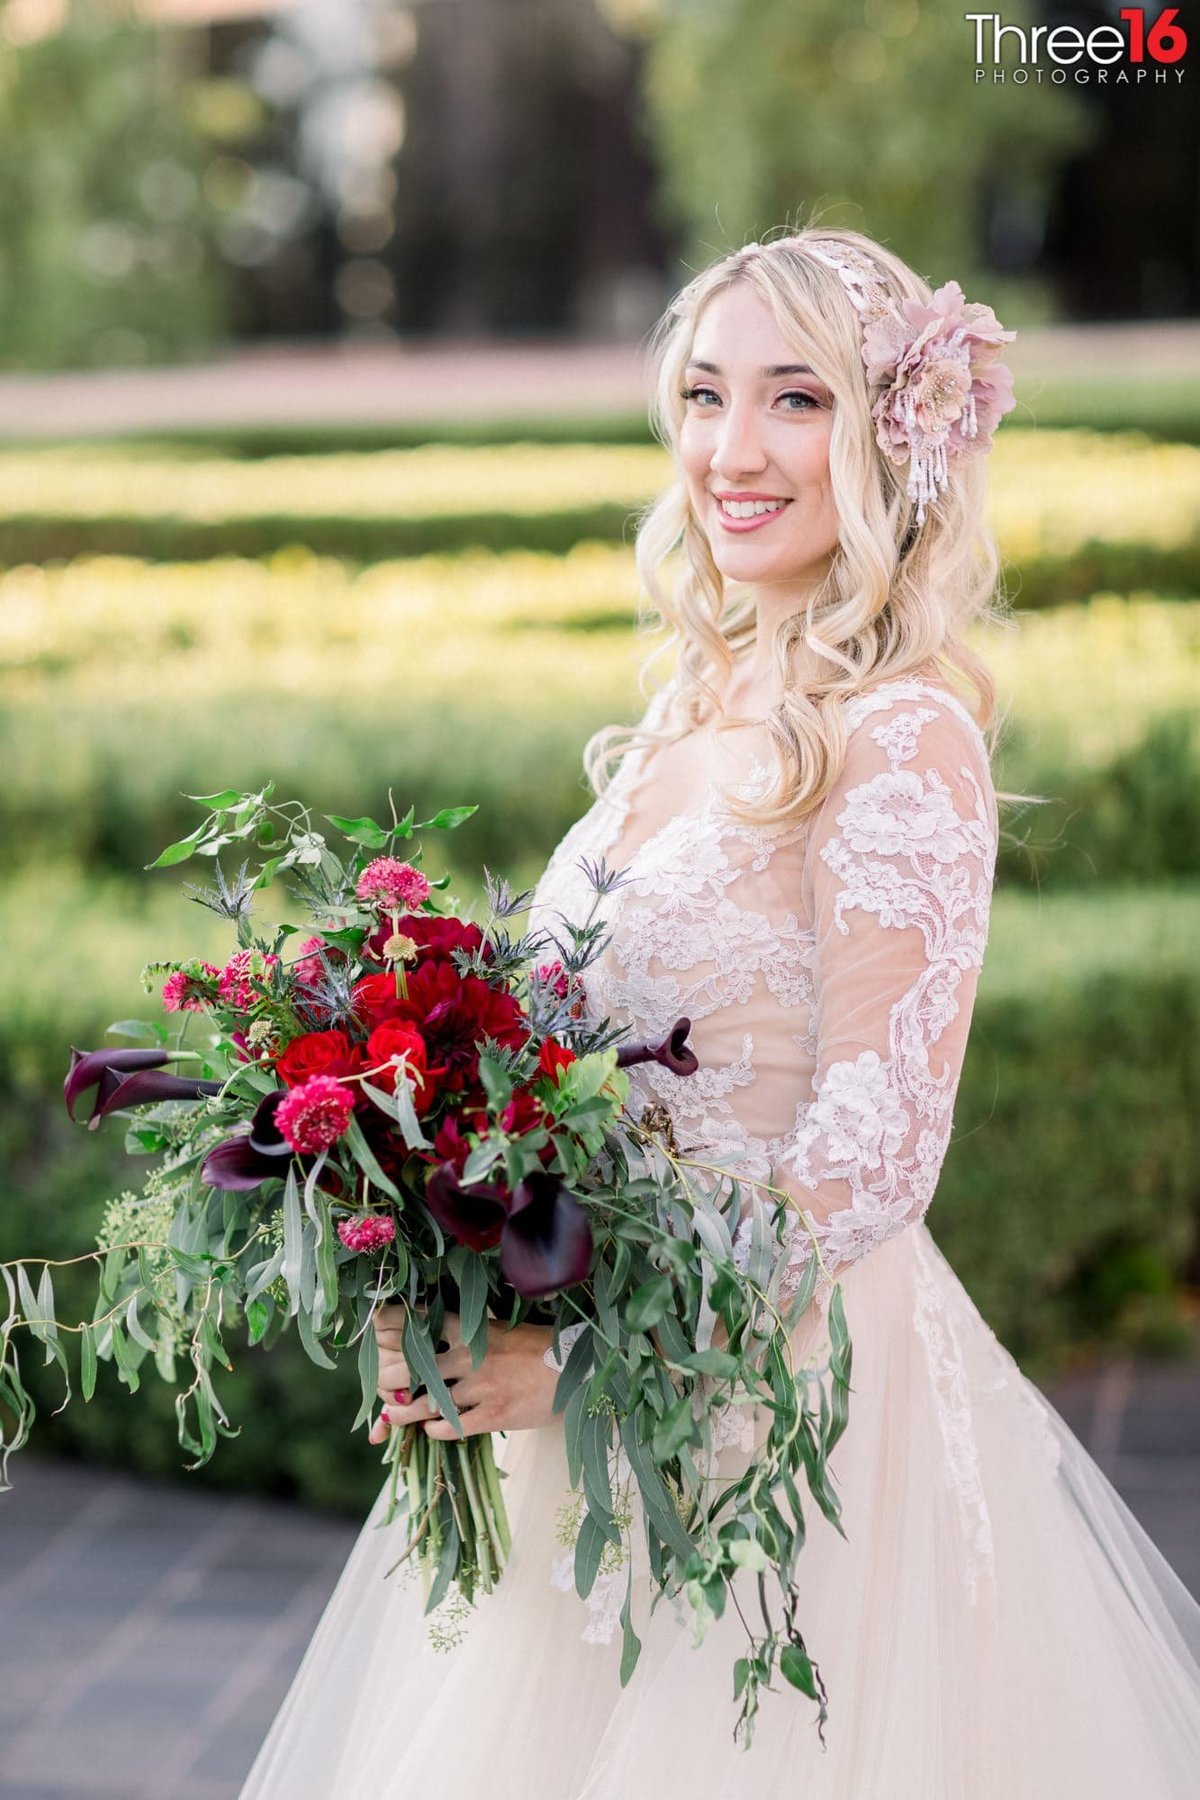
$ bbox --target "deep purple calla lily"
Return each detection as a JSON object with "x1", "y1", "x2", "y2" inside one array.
[
  {"x1": 616, "y1": 1016, "x2": 699, "y2": 1078},
  {"x1": 424, "y1": 1162, "x2": 510, "y2": 1253},
  {"x1": 201, "y1": 1090, "x2": 292, "y2": 1190},
  {"x1": 422, "y1": 1163, "x2": 593, "y2": 1298},
  {"x1": 64, "y1": 1046, "x2": 223, "y2": 1132},
  {"x1": 498, "y1": 1171, "x2": 594, "y2": 1299}
]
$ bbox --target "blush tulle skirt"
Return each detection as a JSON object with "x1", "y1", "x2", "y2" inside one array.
[{"x1": 238, "y1": 1225, "x2": 1200, "y2": 1798}]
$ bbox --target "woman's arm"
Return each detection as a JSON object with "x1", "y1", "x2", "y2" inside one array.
[{"x1": 744, "y1": 687, "x2": 999, "y2": 1306}]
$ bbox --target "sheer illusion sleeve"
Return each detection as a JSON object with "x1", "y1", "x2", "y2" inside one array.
[{"x1": 764, "y1": 690, "x2": 999, "y2": 1307}]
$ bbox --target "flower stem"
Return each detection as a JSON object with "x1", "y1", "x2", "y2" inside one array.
[
  {"x1": 457, "y1": 1440, "x2": 497, "y2": 1593},
  {"x1": 478, "y1": 1433, "x2": 512, "y2": 1560}
]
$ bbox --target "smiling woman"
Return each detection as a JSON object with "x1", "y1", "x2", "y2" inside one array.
[{"x1": 237, "y1": 227, "x2": 1200, "y2": 1800}]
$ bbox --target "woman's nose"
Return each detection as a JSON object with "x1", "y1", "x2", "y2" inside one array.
[{"x1": 711, "y1": 399, "x2": 768, "y2": 477}]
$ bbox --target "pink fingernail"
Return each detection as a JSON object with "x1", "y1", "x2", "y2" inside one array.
[{"x1": 394, "y1": 1388, "x2": 410, "y2": 1404}]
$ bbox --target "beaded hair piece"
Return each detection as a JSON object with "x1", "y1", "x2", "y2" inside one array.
[{"x1": 733, "y1": 236, "x2": 1018, "y2": 526}]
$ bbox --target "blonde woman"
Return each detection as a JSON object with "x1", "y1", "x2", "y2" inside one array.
[{"x1": 240, "y1": 228, "x2": 1200, "y2": 1797}]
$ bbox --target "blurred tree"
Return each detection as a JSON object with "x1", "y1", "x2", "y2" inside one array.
[
  {"x1": 617, "y1": 0, "x2": 1098, "y2": 315},
  {"x1": 0, "y1": 0, "x2": 230, "y2": 367}
]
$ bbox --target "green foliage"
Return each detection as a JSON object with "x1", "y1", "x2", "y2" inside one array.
[
  {"x1": 635, "y1": 0, "x2": 1095, "y2": 296},
  {"x1": 0, "y1": 0, "x2": 230, "y2": 368}
]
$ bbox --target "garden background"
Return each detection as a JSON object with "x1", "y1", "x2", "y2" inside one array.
[{"x1": 1, "y1": 0, "x2": 1197, "y2": 1521}]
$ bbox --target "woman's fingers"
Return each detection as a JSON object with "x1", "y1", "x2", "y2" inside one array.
[
  {"x1": 423, "y1": 1404, "x2": 490, "y2": 1439},
  {"x1": 381, "y1": 1390, "x2": 442, "y2": 1427},
  {"x1": 434, "y1": 1339, "x2": 472, "y2": 1379},
  {"x1": 376, "y1": 1346, "x2": 410, "y2": 1391},
  {"x1": 374, "y1": 1306, "x2": 464, "y2": 1355}
]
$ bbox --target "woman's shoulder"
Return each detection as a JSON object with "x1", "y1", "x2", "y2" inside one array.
[{"x1": 839, "y1": 669, "x2": 991, "y2": 765}]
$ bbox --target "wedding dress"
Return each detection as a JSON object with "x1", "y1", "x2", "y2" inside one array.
[{"x1": 240, "y1": 673, "x2": 1200, "y2": 1798}]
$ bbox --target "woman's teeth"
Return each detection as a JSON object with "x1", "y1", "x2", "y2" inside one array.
[{"x1": 719, "y1": 498, "x2": 789, "y2": 518}]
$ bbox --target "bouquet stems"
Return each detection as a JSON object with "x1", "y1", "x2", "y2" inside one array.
[{"x1": 380, "y1": 1420, "x2": 510, "y2": 1603}]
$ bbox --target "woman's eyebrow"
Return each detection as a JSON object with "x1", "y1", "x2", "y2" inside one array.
[{"x1": 686, "y1": 359, "x2": 817, "y2": 377}]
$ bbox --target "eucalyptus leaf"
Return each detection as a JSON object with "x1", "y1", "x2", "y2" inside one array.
[
  {"x1": 573, "y1": 1510, "x2": 607, "y2": 1600},
  {"x1": 402, "y1": 1311, "x2": 463, "y2": 1434},
  {"x1": 80, "y1": 1321, "x2": 98, "y2": 1402},
  {"x1": 457, "y1": 1253, "x2": 488, "y2": 1359}
]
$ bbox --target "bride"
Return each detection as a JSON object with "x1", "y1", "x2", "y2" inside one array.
[{"x1": 239, "y1": 228, "x2": 1200, "y2": 1797}]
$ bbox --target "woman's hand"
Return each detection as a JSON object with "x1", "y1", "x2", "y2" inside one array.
[{"x1": 368, "y1": 1304, "x2": 563, "y2": 1443}]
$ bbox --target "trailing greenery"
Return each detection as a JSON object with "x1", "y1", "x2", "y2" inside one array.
[{"x1": 5, "y1": 877, "x2": 1195, "y2": 1514}]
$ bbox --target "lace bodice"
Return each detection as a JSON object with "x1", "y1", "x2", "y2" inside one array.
[{"x1": 528, "y1": 674, "x2": 999, "y2": 1314}]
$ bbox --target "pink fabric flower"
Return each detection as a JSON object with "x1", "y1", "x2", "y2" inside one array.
[
  {"x1": 861, "y1": 279, "x2": 1016, "y2": 524},
  {"x1": 337, "y1": 1214, "x2": 397, "y2": 1253},
  {"x1": 162, "y1": 962, "x2": 220, "y2": 1013},
  {"x1": 217, "y1": 950, "x2": 280, "y2": 1012},
  {"x1": 275, "y1": 1074, "x2": 355, "y2": 1154},
  {"x1": 356, "y1": 859, "x2": 431, "y2": 912}
]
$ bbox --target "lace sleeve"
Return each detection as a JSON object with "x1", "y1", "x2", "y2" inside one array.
[{"x1": 764, "y1": 689, "x2": 999, "y2": 1306}]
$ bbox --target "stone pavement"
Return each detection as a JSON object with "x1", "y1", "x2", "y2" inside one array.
[
  {"x1": 0, "y1": 1351, "x2": 1197, "y2": 1798},
  {"x1": 2, "y1": 321, "x2": 1200, "y2": 439}
]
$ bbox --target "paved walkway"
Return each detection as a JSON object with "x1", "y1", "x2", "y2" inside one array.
[
  {"x1": 0, "y1": 1350, "x2": 1197, "y2": 1798},
  {"x1": 2, "y1": 321, "x2": 1200, "y2": 439}
]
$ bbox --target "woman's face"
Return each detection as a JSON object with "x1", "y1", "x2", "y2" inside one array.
[{"x1": 678, "y1": 282, "x2": 841, "y2": 603}]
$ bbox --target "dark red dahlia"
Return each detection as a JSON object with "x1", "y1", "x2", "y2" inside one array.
[
  {"x1": 378, "y1": 961, "x2": 529, "y2": 1096},
  {"x1": 360, "y1": 912, "x2": 489, "y2": 969}
]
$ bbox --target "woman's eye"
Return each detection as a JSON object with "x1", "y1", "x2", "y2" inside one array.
[{"x1": 679, "y1": 385, "x2": 820, "y2": 411}]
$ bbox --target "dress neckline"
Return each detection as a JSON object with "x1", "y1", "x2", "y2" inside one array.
[{"x1": 599, "y1": 669, "x2": 981, "y2": 879}]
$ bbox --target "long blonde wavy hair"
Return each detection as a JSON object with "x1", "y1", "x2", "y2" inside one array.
[{"x1": 583, "y1": 222, "x2": 1036, "y2": 829}]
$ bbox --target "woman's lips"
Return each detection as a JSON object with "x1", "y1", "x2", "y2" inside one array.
[{"x1": 713, "y1": 498, "x2": 793, "y2": 533}]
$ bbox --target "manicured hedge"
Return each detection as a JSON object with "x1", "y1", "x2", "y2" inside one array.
[{"x1": 1, "y1": 431, "x2": 1197, "y2": 606}]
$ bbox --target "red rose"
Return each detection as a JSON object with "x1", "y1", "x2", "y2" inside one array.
[
  {"x1": 276, "y1": 1029, "x2": 367, "y2": 1094},
  {"x1": 364, "y1": 1020, "x2": 442, "y2": 1113},
  {"x1": 499, "y1": 1086, "x2": 557, "y2": 1170},
  {"x1": 499, "y1": 1085, "x2": 549, "y2": 1138},
  {"x1": 351, "y1": 972, "x2": 409, "y2": 1029},
  {"x1": 537, "y1": 1038, "x2": 577, "y2": 1083}
]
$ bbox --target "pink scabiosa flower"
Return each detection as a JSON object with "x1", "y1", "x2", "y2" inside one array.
[
  {"x1": 275, "y1": 1074, "x2": 355, "y2": 1154},
  {"x1": 217, "y1": 949, "x2": 281, "y2": 1012},
  {"x1": 162, "y1": 962, "x2": 220, "y2": 1014},
  {"x1": 336, "y1": 1214, "x2": 396, "y2": 1253},
  {"x1": 294, "y1": 935, "x2": 335, "y2": 986},
  {"x1": 536, "y1": 959, "x2": 570, "y2": 1000},
  {"x1": 356, "y1": 858, "x2": 431, "y2": 912},
  {"x1": 536, "y1": 959, "x2": 587, "y2": 1020}
]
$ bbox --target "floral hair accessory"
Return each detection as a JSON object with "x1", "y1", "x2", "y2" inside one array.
[
  {"x1": 735, "y1": 237, "x2": 1017, "y2": 527},
  {"x1": 802, "y1": 242, "x2": 1017, "y2": 525}
]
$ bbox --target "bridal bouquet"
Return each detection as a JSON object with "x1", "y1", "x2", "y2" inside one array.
[{"x1": 0, "y1": 783, "x2": 851, "y2": 1747}]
